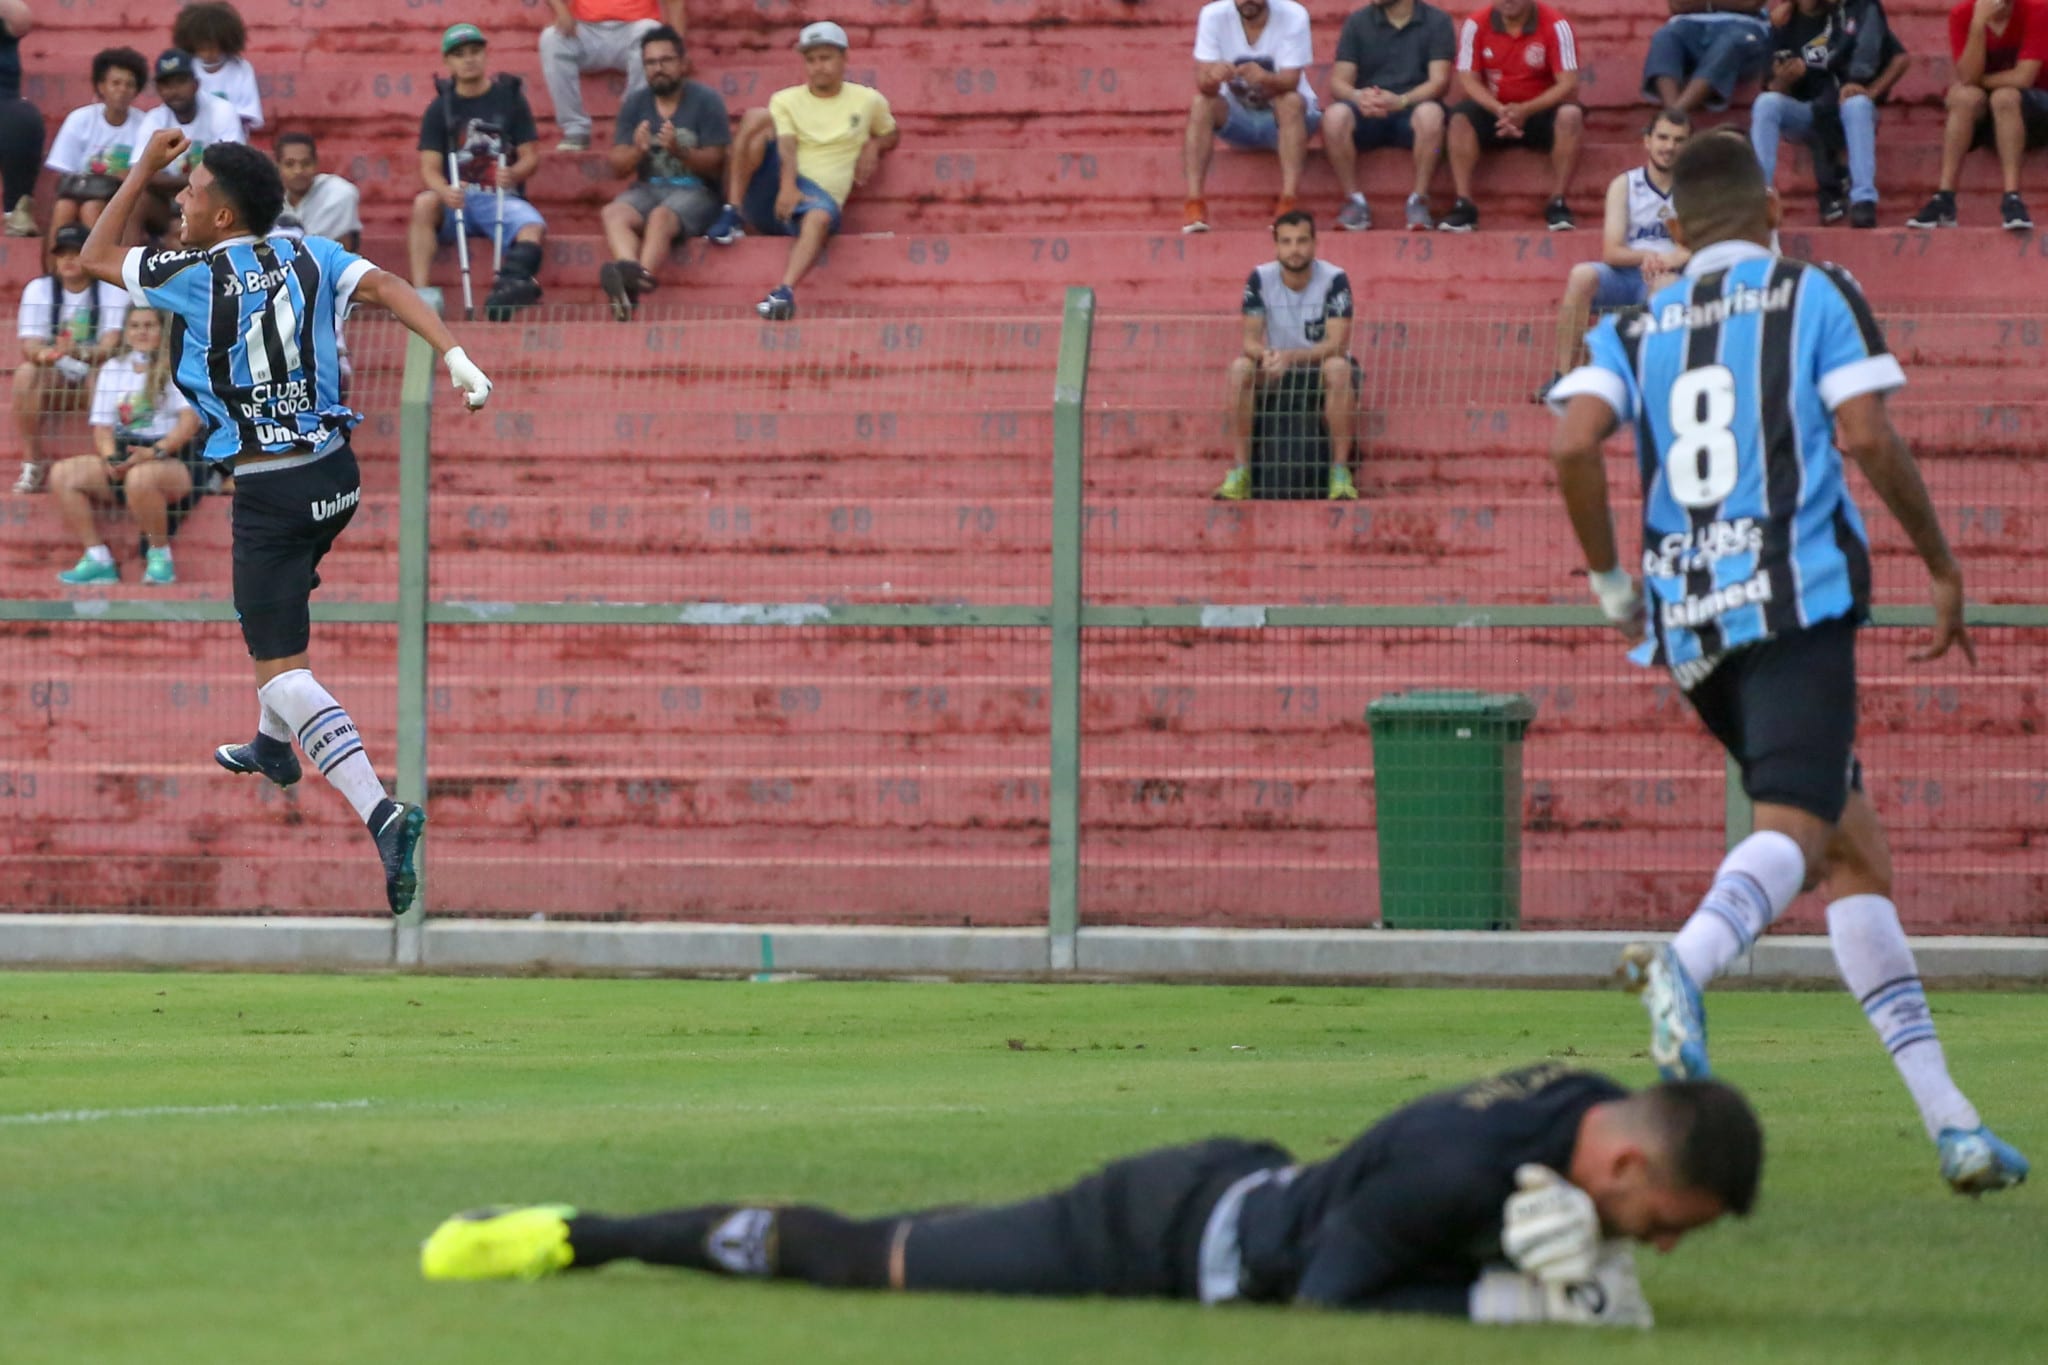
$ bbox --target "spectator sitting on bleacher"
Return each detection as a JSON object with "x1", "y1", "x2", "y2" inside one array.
[
  {"x1": 410, "y1": 24, "x2": 548, "y2": 318},
  {"x1": 1539, "y1": 107, "x2": 1690, "y2": 398},
  {"x1": 46, "y1": 306, "x2": 202, "y2": 587},
  {"x1": 1641, "y1": 0, "x2": 1772, "y2": 114},
  {"x1": 1213, "y1": 211, "x2": 1361, "y2": 503},
  {"x1": 1907, "y1": 0, "x2": 2048, "y2": 231},
  {"x1": 1183, "y1": 0, "x2": 1322, "y2": 233},
  {"x1": 276, "y1": 133, "x2": 363, "y2": 252},
  {"x1": 598, "y1": 25, "x2": 728, "y2": 319},
  {"x1": 706, "y1": 22, "x2": 899, "y2": 322},
  {"x1": 0, "y1": 0, "x2": 41, "y2": 239},
  {"x1": 542, "y1": 0, "x2": 687, "y2": 153},
  {"x1": 1324, "y1": 0, "x2": 1457, "y2": 231},
  {"x1": 138, "y1": 50, "x2": 245, "y2": 242},
  {"x1": 12, "y1": 223, "x2": 125, "y2": 493},
  {"x1": 1751, "y1": 0, "x2": 1908, "y2": 230},
  {"x1": 44, "y1": 46, "x2": 149, "y2": 240},
  {"x1": 172, "y1": 2, "x2": 262, "y2": 134},
  {"x1": 1442, "y1": 0, "x2": 1584, "y2": 231}
]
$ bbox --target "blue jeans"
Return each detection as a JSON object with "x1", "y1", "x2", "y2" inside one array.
[
  {"x1": 1217, "y1": 93, "x2": 1323, "y2": 149},
  {"x1": 1641, "y1": 16, "x2": 1770, "y2": 109},
  {"x1": 741, "y1": 140, "x2": 842, "y2": 236},
  {"x1": 1751, "y1": 92, "x2": 1878, "y2": 205}
]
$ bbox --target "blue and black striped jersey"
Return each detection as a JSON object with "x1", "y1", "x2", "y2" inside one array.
[
  {"x1": 1550, "y1": 239, "x2": 1904, "y2": 680},
  {"x1": 121, "y1": 234, "x2": 372, "y2": 464}
]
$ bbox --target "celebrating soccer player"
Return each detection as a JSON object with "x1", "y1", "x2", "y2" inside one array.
[
  {"x1": 421, "y1": 1063, "x2": 1759, "y2": 1328},
  {"x1": 78, "y1": 127, "x2": 495, "y2": 917},
  {"x1": 1545, "y1": 133, "x2": 2028, "y2": 1195}
]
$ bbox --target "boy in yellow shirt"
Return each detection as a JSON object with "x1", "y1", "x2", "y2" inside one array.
[{"x1": 706, "y1": 21, "x2": 899, "y2": 319}]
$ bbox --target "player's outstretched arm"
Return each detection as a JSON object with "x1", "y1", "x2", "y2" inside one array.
[
  {"x1": 79, "y1": 129, "x2": 192, "y2": 288},
  {"x1": 1550, "y1": 394, "x2": 1643, "y2": 640},
  {"x1": 352, "y1": 268, "x2": 493, "y2": 411},
  {"x1": 1836, "y1": 392, "x2": 1974, "y2": 664}
]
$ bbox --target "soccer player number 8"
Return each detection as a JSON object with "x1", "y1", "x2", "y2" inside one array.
[{"x1": 1665, "y1": 365, "x2": 1739, "y2": 508}]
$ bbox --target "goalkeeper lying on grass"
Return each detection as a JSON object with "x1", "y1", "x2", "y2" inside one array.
[{"x1": 421, "y1": 1062, "x2": 1759, "y2": 1328}]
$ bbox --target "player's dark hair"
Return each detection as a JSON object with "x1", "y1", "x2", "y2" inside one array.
[
  {"x1": 641, "y1": 24, "x2": 685, "y2": 59},
  {"x1": 1669, "y1": 131, "x2": 1769, "y2": 241},
  {"x1": 1645, "y1": 106, "x2": 1692, "y2": 136},
  {"x1": 1646, "y1": 1080, "x2": 1764, "y2": 1217},
  {"x1": 172, "y1": 2, "x2": 249, "y2": 58},
  {"x1": 1272, "y1": 209, "x2": 1316, "y2": 237},
  {"x1": 274, "y1": 132, "x2": 318, "y2": 159},
  {"x1": 91, "y1": 47, "x2": 149, "y2": 91},
  {"x1": 204, "y1": 141, "x2": 286, "y2": 237}
]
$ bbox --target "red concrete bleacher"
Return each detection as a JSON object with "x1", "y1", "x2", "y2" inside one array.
[{"x1": 3, "y1": 2, "x2": 2044, "y2": 931}]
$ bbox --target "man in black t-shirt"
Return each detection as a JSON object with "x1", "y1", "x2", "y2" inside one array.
[
  {"x1": 420, "y1": 1064, "x2": 1761, "y2": 1329},
  {"x1": 408, "y1": 24, "x2": 549, "y2": 317},
  {"x1": 1323, "y1": 0, "x2": 1459, "y2": 230},
  {"x1": 598, "y1": 25, "x2": 729, "y2": 319}
]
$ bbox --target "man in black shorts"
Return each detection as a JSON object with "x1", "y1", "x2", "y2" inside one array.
[
  {"x1": 1440, "y1": 0, "x2": 1585, "y2": 231},
  {"x1": 1324, "y1": 0, "x2": 1458, "y2": 231},
  {"x1": 421, "y1": 1063, "x2": 1761, "y2": 1329},
  {"x1": 1546, "y1": 132, "x2": 2028, "y2": 1193},
  {"x1": 79, "y1": 128, "x2": 495, "y2": 915}
]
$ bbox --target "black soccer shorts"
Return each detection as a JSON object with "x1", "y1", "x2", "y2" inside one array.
[
  {"x1": 897, "y1": 1138, "x2": 1293, "y2": 1299},
  {"x1": 1684, "y1": 616, "x2": 1863, "y2": 824},
  {"x1": 229, "y1": 442, "x2": 362, "y2": 660}
]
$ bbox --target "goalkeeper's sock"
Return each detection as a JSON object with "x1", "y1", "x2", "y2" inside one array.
[
  {"x1": 258, "y1": 668, "x2": 388, "y2": 822},
  {"x1": 1670, "y1": 830, "x2": 1805, "y2": 986},
  {"x1": 1828, "y1": 893, "x2": 1981, "y2": 1141},
  {"x1": 568, "y1": 1206, "x2": 894, "y2": 1288}
]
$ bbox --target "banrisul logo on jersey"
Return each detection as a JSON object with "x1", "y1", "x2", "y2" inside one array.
[{"x1": 1626, "y1": 278, "x2": 1795, "y2": 337}]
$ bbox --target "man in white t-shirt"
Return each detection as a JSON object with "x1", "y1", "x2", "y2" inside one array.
[
  {"x1": 139, "y1": 49, "x2": 246, "y2": 240},
  {"x1": 12, "y1": 224, "x2": 129, "y2": 492},
  {"x1": 44, "y1": 46, "x2": 151, "y2": 237},
  {"x1": 276, "y1": 133, "x2": 364, "y2": 252},
  {"x1": 1185, "y1": 0, "x2": 1322, "y2": 232}
]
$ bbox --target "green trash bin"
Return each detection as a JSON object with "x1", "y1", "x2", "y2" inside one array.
[{"x1": 1366, "y1": 690, "x2": 1538, "y2": 930}]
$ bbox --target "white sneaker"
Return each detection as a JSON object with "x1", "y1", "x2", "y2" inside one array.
[
  {"x1": 3, "y1": 200, "x2": 37, "y2": 237},
  {"x1": 13, "y1": 461, "x2": 45, "y2": 493}
]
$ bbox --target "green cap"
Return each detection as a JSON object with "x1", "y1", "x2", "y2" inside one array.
[{"x1": 441, "y1": 23, "x2": 487, "y2": 55}]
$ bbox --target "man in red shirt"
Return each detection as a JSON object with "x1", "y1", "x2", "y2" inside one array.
[
  {"x1": 1907, "y1": 0, "x2": 2048, "y2": 229},
  {"x1": 1440, "y1": 0, "x2": 1583, "y2": 230}
]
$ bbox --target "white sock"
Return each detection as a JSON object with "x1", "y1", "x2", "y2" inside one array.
[
  {"x1": 1670, "y1": 830, "x2": 1805, "y2": 986},
  {"x1": 1827, "y1": 893, "x2": 1981, "y2": 1140},
  {"x1": 1347, "y1": 191, "x2": 1366, "y2": 204},
  {"x1": 85, "y1": 544, "x2": 113, "y2": 566},
  {"x1": 257, "y1": 668, "x2": 388, "y2": 822},
  {"x1": 257, "y1": 701, "x2": 292, "y2": 744}
]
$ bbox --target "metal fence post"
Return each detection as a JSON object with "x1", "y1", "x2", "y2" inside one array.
[
  {"x1": 394, "y1": 334, "x2": 435, "y2": 954},
  {"x1": 1048, "y1": 287, "x2": 1094, "y2": 971}
]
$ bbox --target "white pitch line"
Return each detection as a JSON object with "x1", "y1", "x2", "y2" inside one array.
[{"x1": 0, "y1": 1098, "x2": 374, "y2": 1127}]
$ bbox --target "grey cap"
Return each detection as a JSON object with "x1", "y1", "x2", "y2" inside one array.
[{"x1": 795, "y1": 20, "x2": 849, "y2": 51}]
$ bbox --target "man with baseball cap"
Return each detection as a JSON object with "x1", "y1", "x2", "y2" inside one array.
[
  {"x1": 409, "y1": 24, "x2": 549, "y2": 317},
  {"x1": 139, "y1": 49, "x2": 245, "y2": 240},
  {"x1": 540, "y1": 0, "x2": 687, "y2": 153},
  {"x1": 704, "y1": 21, "x2": 899, "y2": 320}
]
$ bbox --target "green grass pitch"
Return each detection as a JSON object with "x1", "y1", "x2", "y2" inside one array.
[{"x1": 3, "y1": 973, "x2": 2040, "y2": 1365}]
